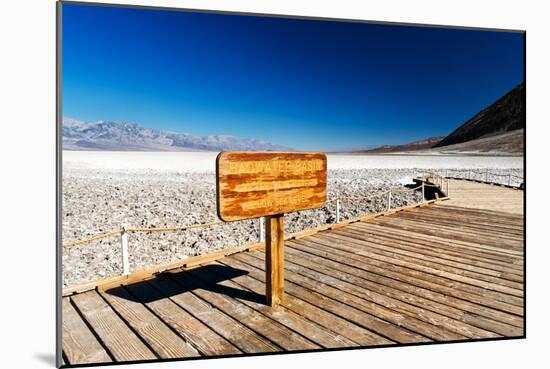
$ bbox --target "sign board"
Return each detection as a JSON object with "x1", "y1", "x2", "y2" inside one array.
[{"x1": 216, "y1": 151, "x2": 327, "y2": 221}]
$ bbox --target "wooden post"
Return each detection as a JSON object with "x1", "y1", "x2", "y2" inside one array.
[
  {"x1": 446, "y1": 178, "x2": 449, "y2": 196},
  {"x1": 336, "y1": 199, "x2": 341, "y2": 223},
  {"x1": 485, "y1": 168, "x2": 489, "y2": 182},
  {"x1": 508, "y1": 173, "x2": 511, "y2": 186},
  {"x1": 121, "y1": 228, "x2": 130, "y2": 276},
  {"x1": 387, "y1": 190, "x2": 392, "y2": 211},
  {"x1": 265, "y1": 214, "x2": 284, "y2": 307}
]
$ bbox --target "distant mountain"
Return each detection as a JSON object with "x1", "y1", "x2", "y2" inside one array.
[
  {"x1": 62, "y1": 118, "x2": 292, "y2": 152},
  {"x1": 360, "y1": 136, "x2": 445, "y2": 153},
  {"x1": 357, "y1": 83, "x2": 525, "y2": 155},
  {"x1": 433, "y1": 128, "x2": 524, "y2": 154},
  {"x1": 434, "y1": 83, "x2": 525, "y2": 148}
]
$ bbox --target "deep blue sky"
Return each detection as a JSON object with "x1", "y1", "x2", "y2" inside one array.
[{"x1": 62, "y1": 3, "x2": 524, "y2": 151}]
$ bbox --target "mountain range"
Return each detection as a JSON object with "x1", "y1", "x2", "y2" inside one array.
[
  {"x1": 62, "y1": 118, "x2": 291, "y2": 152},
  {"x1": 363, "y1": 83, "x2": 525, "y2": 154},
  {"x1": 63, "y1": 82, "x2": 524, "y2": 154}
]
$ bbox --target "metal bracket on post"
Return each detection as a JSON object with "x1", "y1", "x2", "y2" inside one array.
[
  {"x1": 336, "y1": 199, "x2": 341, "y2": 223},
  {"x1": 121, "y1": 227, "x2": 130, "y2": 276},
  {"x1": 265, "y1": 214, "x2": 284, "y2": 307}
]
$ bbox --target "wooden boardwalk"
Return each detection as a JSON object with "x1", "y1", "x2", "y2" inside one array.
[
  {"x1": 62, "y1": 203, "x2": 524, "y2": 366},
  {"x1": 444, "y1": 179, "x2": 523, "y2": 215}
]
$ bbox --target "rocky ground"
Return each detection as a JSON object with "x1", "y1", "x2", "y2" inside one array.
[{"x1": 62, "y1": 166, "x2": 523, "y2": 287}]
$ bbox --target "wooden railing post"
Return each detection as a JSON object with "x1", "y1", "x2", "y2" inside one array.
[
  {"x1": 265, "y1": 214, "x2": 284, "y2": 307},
  {"x1": 121, "y1": 228, "x2": 130, "y2": 276},
  {"x1": 336, "y1": 199, "x2": 341, "y2": 223},
  {"x1": 387, "y1": 190, "x2": 392, "y2": 211}
]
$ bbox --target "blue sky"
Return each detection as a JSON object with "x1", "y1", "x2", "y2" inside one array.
[{"x1": 62, "y1": 3, "x2": 524, "y2": 151}]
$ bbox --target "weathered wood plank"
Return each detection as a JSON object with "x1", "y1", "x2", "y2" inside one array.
[
  {"x1": 62, "y1": 298, "x2": 112, "y2": 365},
  {"x1": 259, "y1": 247, "x2": 502, "y2": 339},
  {"x1": 125, "y1": 281, "x2": 242, "y2": 356},
  {"x1": 301, "y1": 235, "x2": 524, "y2": 310},
  {"x1": 395, "y1": 213, "x2": 524, "y2": 240},
  {"x1": 401, "y1": 208, "x2": 524, "y2": 234},
  {"x1": 238, "y1": 251, "x2": 465, "y2": 341},
  {"x1": 70, "y1": 290, "x2": 156, "y2": 362},
  {"x1": 232, "y1": 253, "x2": 425, "y2": 344},
  {"x1": 426, "y1": 204, "x2": 524, "y2": 223},
  {"x1": 217, "y1": 257, "x2": 393, "y2": 346},
  {"x1": 333, "y1": 227, "x2": 524, "y2": 281},
  {"x1": 99, "y1": 287, "x2": 200, "y2": 359},
  {"x1": 286, "y1": 241, "x2": 523, "y2": 335},
  {"x1": 317, "y1": 232, "x2": 524, "y2": 295},
  {"x1": 216, "y1": 151, "x2": 327, "y2": 221},
  {"x1": 325, "y1": 229, "x2": 524, "y2": 287},
  {"x1": 374, "y1": 216, "x2": 523, "y2": 251},
  {"x1": 193, "y1": 262, "x2": 357, "y2": 349},
  {"x1": 148, "y1": 275, "x2": 280, "y2": 354},
  {"x1": 288, "y1": 237, "x2": 523, "y2": 323},
  {"x1": 352, "y1": 222, "x2": 523, "y2": 267},
  {"x1": 168, "y1": 267, "x2": 320, "y2": 351},
  {"x1": 433, "y1": 203, "x2": 524, "y2": 220}
]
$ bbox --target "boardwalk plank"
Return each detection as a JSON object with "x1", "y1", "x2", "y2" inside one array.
[
  {"x1": 232, "y1": 253, "x2": 427, "y2": 344},
  {"x1": 334, "y1": 227, "x2": 523, "y2": 281},
  {"x1": 99, "y1": 287, "x2": 199, "y2": 359},
  {"x1": 372, "y1": 217, "x2": 523, "y2": 253},
  {"x1": 286, "y1": 241, "x2": 523, "y2": 335},
  {"x1": 62, "y1": 298, "x2": 112, "y2": 365},
  {"x1": 299, "y1": 235, "x2": 524, "y2": 311},
  {"x1": 124, "y1": 281, "x2": 241, "y2": 356},
  {"x1": 314, "y1": 233, "x2": 524, "y2": 296},
  {"x1": 289, "y1": 238, "x2": 523, "y2": 325},
  {"x1": 238, "y1": 251, "x2": 465, "y2": 341},
  {"x1": 70, "y1": 290, "x2": 156, "y2": 362},
  {"x1": 351, "y1": 222, "x2": 523, "y2": 267},
  {"x1": 218, "y1": 257, "x2": 393, "y2": 346},
  {"x1": 260, "y1": 247, "x2": 502, "y2": 339},
  {"x1": 376, "y1": 216, "x2": 522, "y2": 250},
  {"x1": 167, "y1": 267, "x2": 320, "y2": 351},
  {"x1": 148, "y1": 275, "x2": 280, "y2": 354},
  {"x1": 193, "y1": 263, "x2": 358, "y2": 349}
]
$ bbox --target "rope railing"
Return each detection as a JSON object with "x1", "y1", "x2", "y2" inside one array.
[
  {"x1": 424, "y1": 168, "x2": 524, "y2": 187},
  {"x1": 63, "y1": 184, "x2": 430, "y2": 248},
  {"x1": 63, "y1": 178, "x2": 447, "y2": 277}
]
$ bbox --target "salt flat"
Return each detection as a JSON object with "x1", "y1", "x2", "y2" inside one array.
[{"x1": 63, "y1": 150, "x2": 523, "y2": 172}]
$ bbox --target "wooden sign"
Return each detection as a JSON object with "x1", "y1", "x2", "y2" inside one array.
[
  {"x1": 216, "y1": 151, "x2": 327, "y2": 307},
  {"x1": 216, "y1": 152, "x2": 327, "y2": 221}
]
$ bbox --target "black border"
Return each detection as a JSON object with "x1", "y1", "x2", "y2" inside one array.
[
  {"x1": 56, "y1": 1, "x2": 63, "y2": 367},
  {"x1": 56, "y1": 1, "x2": 527, "y2": 368}
]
